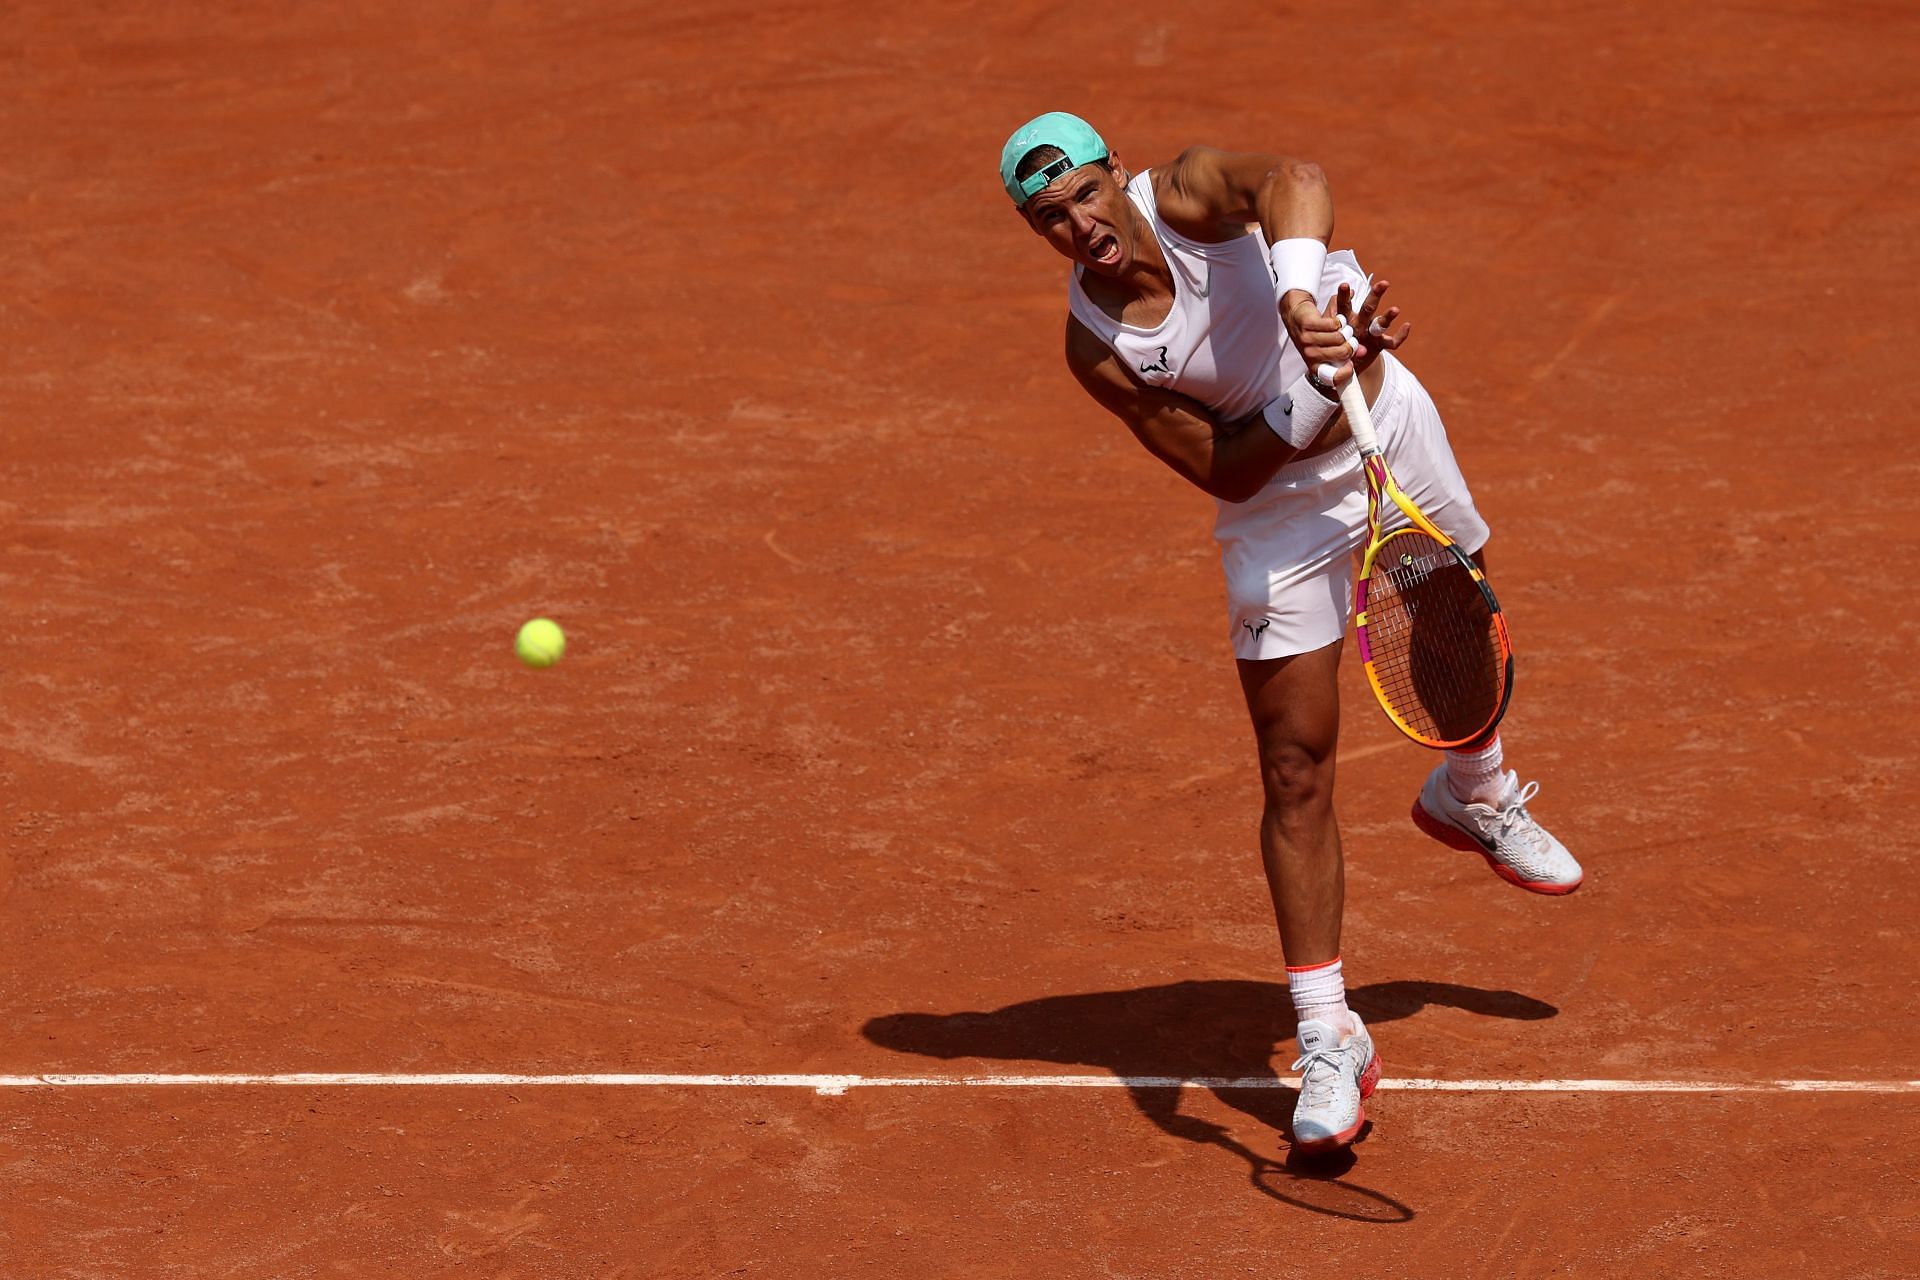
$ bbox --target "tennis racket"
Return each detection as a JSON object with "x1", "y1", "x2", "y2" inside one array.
[{"x1": 1330, "y1": 372, "x2": 1513, "y2": 749}]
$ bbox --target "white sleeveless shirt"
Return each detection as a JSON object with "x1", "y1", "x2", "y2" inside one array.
[{"x1": 1067, "y1": 171, "x2": 1369, "y2": 528}]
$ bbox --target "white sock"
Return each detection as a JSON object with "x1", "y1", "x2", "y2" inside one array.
[
  {"x1": 1286, "y1": 956, "x2": 1351, "y2": 1033},
  {"x1": 1445, "y1": 734, "x2": 1506, "y2": 805}
]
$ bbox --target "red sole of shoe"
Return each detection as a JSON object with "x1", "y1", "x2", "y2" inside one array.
[
  {"x1": 1411, "y1": 800, "x2": 1582, "y2": 895},
  {"x1": 1292, "y1": 1053, "x2": 1382, "y2": 1153},
  {"x1": 1292, "y1": 1107, "x2": 1365, "y2": 1153}
]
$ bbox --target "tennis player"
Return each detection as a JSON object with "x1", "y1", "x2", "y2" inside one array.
[{"x1": 1000, "y1": 112, "x2": 1582, "y2": 1153}]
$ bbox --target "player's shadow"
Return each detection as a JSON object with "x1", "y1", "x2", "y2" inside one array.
[{"x1": 862, "y1": 979, "x2": 1556, "y2": 1224}]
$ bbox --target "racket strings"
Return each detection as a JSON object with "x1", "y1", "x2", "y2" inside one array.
[{"x1": 1363, "y1": 532, "x2": 1505, "y2": 744}]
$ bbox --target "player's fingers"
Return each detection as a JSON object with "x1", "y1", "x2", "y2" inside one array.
[
  {"x1": 1354, "y1": 280, "x2": 1390, "y2": 325},
  {"x1": 1377, "y1": 318, "x2": 1412, "y2": 349},
  {"x1": 1294, "y1": 316, "x2": 1345, "y2": 342},
  {"x1": 1314, "y1": 360, "x2": 1354, "y2": 388},
  {"x1": 1364, "y1": 306, "x2": 1401, "y2": 339}
]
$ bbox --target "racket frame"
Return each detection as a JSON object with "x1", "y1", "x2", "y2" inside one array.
[{"x1": 1336, "y1": 377, "x2": 1514, "y2": 750}]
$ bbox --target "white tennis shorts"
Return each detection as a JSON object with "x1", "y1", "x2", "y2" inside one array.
[{"x1": 1219, "y1": 354, "x2": 1490, "y2": 662}]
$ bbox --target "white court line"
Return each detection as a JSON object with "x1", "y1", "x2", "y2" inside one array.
[{"x1": 1, "y1": 1074, "x2": 1916, "y2": 1096}]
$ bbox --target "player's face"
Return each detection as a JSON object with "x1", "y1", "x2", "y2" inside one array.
[{"x1": 1021, "y1": 159, "x2": 1134, "y2": 277}]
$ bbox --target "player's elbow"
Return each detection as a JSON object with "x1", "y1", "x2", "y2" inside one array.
[
  {"x1": 1265, "y1": 159, "x2": 1330, "y2": 221},
  {"x1": 1273, "y1": 158, "x2": 1326, "y2": 192}
]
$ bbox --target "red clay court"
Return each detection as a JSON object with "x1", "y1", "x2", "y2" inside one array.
[{"x1": 4, "y1": 2, "x2": 1918, "y2": 1275}]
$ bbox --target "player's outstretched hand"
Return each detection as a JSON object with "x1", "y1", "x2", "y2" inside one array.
[
  {"x1": 1338, "y1": 279, "x2": 1411, "y2": 374},
  {"x1": 1283, "y1": 289, "x2": 1361, "y2": 389}
]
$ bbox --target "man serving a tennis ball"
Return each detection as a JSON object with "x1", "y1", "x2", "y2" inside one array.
[{"x1": 1001, "y1": 112, "x2": 1582, "y2": 1153}]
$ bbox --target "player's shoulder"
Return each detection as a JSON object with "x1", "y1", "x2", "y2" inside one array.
[
  {"x1": 1152, "y1": 146, "x2": 1249, "y2": 234},
  {"x1": 1154, "y1": 145, "x2": 1230, "y2": 187}
]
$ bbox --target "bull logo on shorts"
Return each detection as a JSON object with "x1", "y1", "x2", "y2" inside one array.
[{"x1": 1241, "y1": 619, "x2": 1270, "y2": 641}]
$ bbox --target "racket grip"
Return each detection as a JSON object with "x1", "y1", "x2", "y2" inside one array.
[{"x1": 1338, "y1": 373, "x2": 1382, "y2": 456}]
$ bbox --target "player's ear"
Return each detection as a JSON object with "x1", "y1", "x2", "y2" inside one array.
[{"x1": 1106, "y1": 149, "x2": 1129, "y2": 187}]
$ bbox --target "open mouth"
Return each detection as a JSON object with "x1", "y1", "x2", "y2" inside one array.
[{"x1": 1087, "y1": 233, "x2": 1120, "y2": 267}]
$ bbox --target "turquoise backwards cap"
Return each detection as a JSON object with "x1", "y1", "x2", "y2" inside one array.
[{"x1": 999, "y1": 111, "x2": 1109, "y2": 207}]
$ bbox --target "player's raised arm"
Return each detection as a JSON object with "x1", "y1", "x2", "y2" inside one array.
[
  {"x1": 1065, "y1": 315, "x2": 1343, "y2": 504},
  {"x1": 1157, "y1": 147, "x2": 1356, "y2": 379}
]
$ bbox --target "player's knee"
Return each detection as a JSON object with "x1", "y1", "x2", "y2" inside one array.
[{"x1": 1254, "y1": 734, "x2": 1332, "y2": 811}]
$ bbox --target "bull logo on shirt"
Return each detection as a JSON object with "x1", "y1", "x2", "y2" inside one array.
[{"x1": 1140, "y1": 345, "x2": 1172, "y2": 376}]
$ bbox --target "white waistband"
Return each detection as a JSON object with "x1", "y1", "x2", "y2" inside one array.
[{"x1": 1274, "y1": 436, "x2": 1360, "y2": 484}]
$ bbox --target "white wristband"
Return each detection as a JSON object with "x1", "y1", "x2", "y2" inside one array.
[
  {"x1": 1260, "y1": 373, "x2": 1340, "y2": 449},
  {"x1": 1268, "y1": 237, "x2": 1328, "y2": 301}
]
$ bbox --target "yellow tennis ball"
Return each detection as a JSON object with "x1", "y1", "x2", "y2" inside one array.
[{"x1": 515, "y1": 617, "x2": 565, "y2": 669}]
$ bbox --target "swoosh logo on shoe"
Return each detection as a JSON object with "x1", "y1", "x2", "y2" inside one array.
[{"x1": 1428, "y1": 800, "x2": 1498, "y2": 854}]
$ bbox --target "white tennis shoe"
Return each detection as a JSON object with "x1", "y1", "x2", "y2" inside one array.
[
  {"x1": 1289, "y1": 1015, "x2": 1381, "y2": 1152},
  {"x1": 1413, "y1": 766, "x2": 1583, "y2": 894}
]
